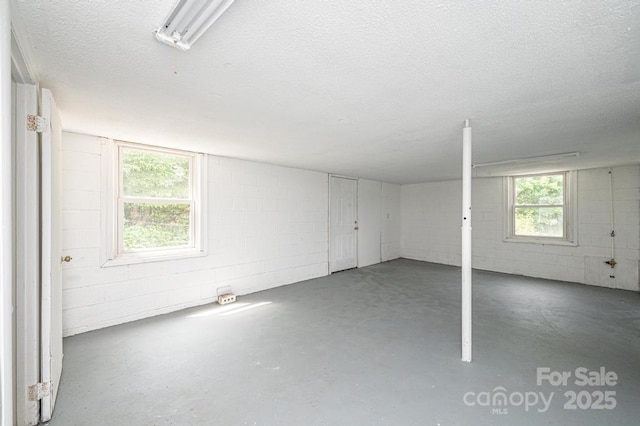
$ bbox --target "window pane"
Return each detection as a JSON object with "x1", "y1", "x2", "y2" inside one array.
[
  {"x1": 514, "y1": 207, "x2": 563, "y2": 237},
  {"x1": 515, "y1": 175, "x2": 563, "y2": 205},
  {"x1": 123, "y1": 203, "x2": 190, "y2": 250},
  {"x1": 122, "y1": 148, "x2": 190, "y2": 199}
]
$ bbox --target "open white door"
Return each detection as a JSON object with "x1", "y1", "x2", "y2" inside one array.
[
  {"x1": 330, "y1": 176, "x2": 358, "y2": 273},
  {"x1": 40, "y1": 88, "x2": 63, "y2": 422},
  {"x1": 14, "y1": 82, "x2": 41, "y2": 426}
]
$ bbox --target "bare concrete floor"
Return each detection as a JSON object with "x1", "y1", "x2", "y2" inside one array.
[{"x1": 46, "y1": 259, "x2": 640, "y2": 425}]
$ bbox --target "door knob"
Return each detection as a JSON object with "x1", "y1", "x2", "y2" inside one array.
[{"x1": 61, "y1": 255, "x2": 72, "y2": 263}]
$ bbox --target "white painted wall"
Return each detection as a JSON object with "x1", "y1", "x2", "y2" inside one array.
[
  {"x1": 357, "y1": 179, "x2": 381, "y2": 267},
  {"x1": 401, "y1": 166, "x2": 640, "y2": 291},
  {"x1": 356, "y1": 180, "x2": 401, "y2": 267},
  {"x1": 381, "y1": 182, "x2": 401, "y2": 262},
  {"x1": 61, "y1": 132, "x2": 330, "y2": 336}
]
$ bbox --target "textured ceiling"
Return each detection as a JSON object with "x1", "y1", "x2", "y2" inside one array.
[{"x1": 12, "y1": 0, "x2": 640, "y2": 183}]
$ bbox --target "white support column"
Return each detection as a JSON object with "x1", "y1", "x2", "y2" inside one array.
[
  {"x1": 461, "y1": 119, "x2": 472, "y2": 363},
  {"x1": 0, "y1": 0, "x2": 14, "y2": 424}
]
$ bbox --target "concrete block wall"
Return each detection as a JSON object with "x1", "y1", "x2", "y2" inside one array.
[
  {"x1": 62, "y1": 129, "x2": 637, "y2": 336},
  {"x1": 401, "y1": 166, "x2": 640, "y2": 291},
  {"x1": 381, "y1": 182, "x2": 402, "y2": 261},
  {"x1": 356, "y1": 180, "x2": 402, "y2": 267},
  {"x1": 61, "y1": 132, "x2": 330, "y2": 336}
]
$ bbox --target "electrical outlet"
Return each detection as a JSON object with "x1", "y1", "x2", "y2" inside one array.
[{"x1": 217, "y1": 293, "x2": 236, "y2": 305}]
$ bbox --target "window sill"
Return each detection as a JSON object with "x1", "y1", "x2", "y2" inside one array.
[
  {"x1": 101, "y1": 248, "x2": 207, "y2": 268},
  {"x1": 503, "y1": 237, "x2": 578, "y2": 247}
]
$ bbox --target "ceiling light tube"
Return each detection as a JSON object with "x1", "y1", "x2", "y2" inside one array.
[
  {"x1": 155, "y1": 0, "x2": 236, "y2": 50},
  {"x1": 472, "y1": 152, "x2": 579, "y2": 168}
]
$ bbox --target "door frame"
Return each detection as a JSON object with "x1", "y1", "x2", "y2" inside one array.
[
  {"x1": 11, "y1": 10, "x2": 42, "y2": 425},
  {"x1": 328, "y1": 174, "x2": 359, "y2": 273},
  {"x1": 1, "y1": 4, "x2": 14, "y2": 424},
  {"x1": 39, "y1": 87, "x2": 64, "y2": 423},
  {"x1": 356, "y1": 179, "x2": 382, "y2": 268},
  {"x1": 14, "y1": 81, "x2": 40, "y2": 426}
]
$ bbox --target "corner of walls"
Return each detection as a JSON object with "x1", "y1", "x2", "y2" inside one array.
[
  {"x1": 578, "y1": 167, "x2": 640, "y2": 291},
  {"x1": 354, "y1": 179, "x2": 402, "y2": 266},
  {"x1": 400, "y1": 180, "x2": 462, "y2": 266},
  {"x1": 381, "y1": 182, "x2": 401, "y2": 261},
  {"x1": 400, "y1": 166, "x2": 640, "y2": 291}
]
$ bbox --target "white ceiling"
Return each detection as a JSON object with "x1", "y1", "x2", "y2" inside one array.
[{"x1": 12, "y1": 0, "x2": 640, "y2": 184}]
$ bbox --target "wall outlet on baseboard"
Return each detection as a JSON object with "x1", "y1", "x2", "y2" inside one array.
[{"x1": 217, "y1": 293, "x2": 236, "y2": 305}]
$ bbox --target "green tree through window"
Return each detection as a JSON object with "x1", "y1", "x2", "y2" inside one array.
[
  {"x1": 120, "y1": 147, "x2": 193, "y2": 251},
  {"x1": 513, "y1": 174, "x2": 564, "y2": 238}
]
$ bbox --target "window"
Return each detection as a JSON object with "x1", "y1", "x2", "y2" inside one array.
[
  {"x1": 506, "y1": 172, "x2": 576, "y2": 244},
  {"x1": 105, "y1": 141, "x2": 206, "y2": 265}
]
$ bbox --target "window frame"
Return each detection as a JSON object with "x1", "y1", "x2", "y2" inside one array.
[
  {"x1": 102, "y1": 140, "x2": 207, "y2": 267},
  {"x1": 504, "y1": 171, "x2": 577, "y2": 246}
]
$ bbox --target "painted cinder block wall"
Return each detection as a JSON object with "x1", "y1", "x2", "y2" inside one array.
[
  {"x1": 401, "y1": 165, "x2": 640, "y2": 291},
  {"x1": 356, "y1": 179, "x2": 402, "y2": 267},
  {"x1": 381, "y1": 182, "x2": 402, "y2": 261},
  {"x1": 61, "y1": 132, "x2": 401, "y2": 336},
  {"x1": 62, "y1": 132, "x2": 330, "y2": 336},
  {"x1": 62, "y1": 129, "x2": 637, "y2": 336}
]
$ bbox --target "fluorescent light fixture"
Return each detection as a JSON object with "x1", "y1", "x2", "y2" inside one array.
[
  {"x1": 155, "y1": 0, "x2": 236, "y2": 50},
  {"x1": 473, "y1": 152, "x2": 579, "y2": 168}
]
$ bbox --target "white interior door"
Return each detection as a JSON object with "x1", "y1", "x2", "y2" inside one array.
[
  {"x1": 357, "y1": 179, "x2": 382, "y2": 268},
  {"x1": 330, "y1": 176, "x2": 358, "y2": 273},
  {"x1": 40, "y1": 88, "x2": 63, "y2": 422},
  {"x1": 15, "y1": 82, "x2": 41, "y2": 426}
]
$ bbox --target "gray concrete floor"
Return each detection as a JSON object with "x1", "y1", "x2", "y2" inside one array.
[{"x1": 46, "y1": 259, "x2": 640, "y2": 425}]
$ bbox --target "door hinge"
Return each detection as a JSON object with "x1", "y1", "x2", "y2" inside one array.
[
  {"x1": 26, "y1": 114, "x2": 50, "y2": 133},
  {"x1": 28, "y1": 382, "x2": 50, "y2": 401}
]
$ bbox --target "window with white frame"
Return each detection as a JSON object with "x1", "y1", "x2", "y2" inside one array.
[
  {"x1": 506, "y1": 171, "x2": 576, "y2": 244},
  {"x1": 106, "y1": 141, "x2": 206, "y2": 265}
]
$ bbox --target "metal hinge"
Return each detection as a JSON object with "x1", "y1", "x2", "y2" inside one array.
[
  {"x1": 26, "y1": 114, "x2": 49, "y2": 133},
  {"x1": 28, "y1": 382, "x2": 50, "y2": 401}
]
